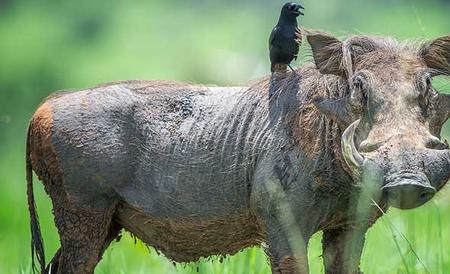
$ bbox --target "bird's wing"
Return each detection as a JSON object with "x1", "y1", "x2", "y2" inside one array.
[{"x1": 269, "y1": 27, "x2": 280, "y2": 48}]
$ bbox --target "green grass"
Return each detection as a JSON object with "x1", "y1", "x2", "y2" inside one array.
[
  {"x1": 1, "y1": 0, "x2": 450, "y2": 273},
  {"x1": 2, "y1": 183, "x2": 450, "y2": 274}
]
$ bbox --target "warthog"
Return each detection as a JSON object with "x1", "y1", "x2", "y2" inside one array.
[{"x1": 27, "y1": 32, "x2": 450, "y2": 274}]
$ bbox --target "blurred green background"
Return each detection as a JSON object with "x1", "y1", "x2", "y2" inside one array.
[{"x1": 0, "y1": 0, "x2": 449, "y2": 273}]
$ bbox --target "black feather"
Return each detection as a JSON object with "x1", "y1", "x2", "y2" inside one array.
[{"x1": 269, "y1": 2, "x2": 304, "y2": 73}]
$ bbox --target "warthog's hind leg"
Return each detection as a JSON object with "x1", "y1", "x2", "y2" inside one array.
[{"x1": 48, "y1": 203, "x2": 120, "y2": 274}]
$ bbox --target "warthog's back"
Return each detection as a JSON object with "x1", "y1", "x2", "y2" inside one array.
[{"x1": 43, "y1": 80, "x2": 273, "y2": 217}]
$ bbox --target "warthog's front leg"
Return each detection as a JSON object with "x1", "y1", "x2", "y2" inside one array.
[
  {"x1": 254, "y1": 176, "x2": 311, "y2": 274},
  {"x1": 264, "y1": 217, "x2": 310, "y2": 274},
  {"x1": 322, "y1": 226, "x2": 368, "y2": 274}
]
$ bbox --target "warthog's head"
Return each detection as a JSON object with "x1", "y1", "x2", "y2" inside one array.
[{"x1": 309, "y1": 33, "x2": 450, "y2": 209}]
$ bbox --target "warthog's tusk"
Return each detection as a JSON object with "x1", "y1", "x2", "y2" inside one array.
[{"x1": 341, "y1": 119, "x2": 365, "y2": 178}]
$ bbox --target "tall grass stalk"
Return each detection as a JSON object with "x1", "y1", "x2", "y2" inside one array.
[{"x1": 371, "y1": 199, "x2": 429, "y2": 274}]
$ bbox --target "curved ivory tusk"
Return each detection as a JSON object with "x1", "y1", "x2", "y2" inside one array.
[{"x1": 341, "y1": 119, "x2": 365, "y2": 178}]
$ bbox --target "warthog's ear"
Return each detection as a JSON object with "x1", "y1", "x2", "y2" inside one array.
[
  {"x1": 313, "y1": 97, "x2": 350, "y2": 125},
  {"x1": 429, "y1": 91, "x2": 450, "y2": 136},
  {"x1": 421, "y1": 35, "x2": 450, "y2": 135},
  {"x1": 420, "y1": 35, "x2": 450, "y2": 75},
  {"x1": 313, "y1": 94, "x2": 363, "y2": 128},
  {"x1": 306, "y1": 32, "x2": 345, "y2": 76}
]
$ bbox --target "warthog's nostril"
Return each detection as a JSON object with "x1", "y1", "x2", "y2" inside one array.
[{"x1": 419, "y1": 191, "x2": 433, "y2": 202}]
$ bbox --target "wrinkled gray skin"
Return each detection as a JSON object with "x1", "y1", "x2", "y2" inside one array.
[{"x1": 28, "y1": 33, "x2": 450, "y2": 274}]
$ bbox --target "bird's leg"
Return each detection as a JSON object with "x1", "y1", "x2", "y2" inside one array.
[{"x1": 288, "y1": 64, "x2": 298, "y2": 75}]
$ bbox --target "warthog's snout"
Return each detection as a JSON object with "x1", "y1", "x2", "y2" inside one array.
[
  {"x1": 382, "y1": 173, "x2": 436, "y2": 209},
  {"x1": 341, "y1": 119, "x2": 450, "y2": 210}
]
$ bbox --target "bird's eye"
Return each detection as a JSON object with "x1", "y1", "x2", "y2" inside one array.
[{"x1": 288, "y1": 4, "x2": 296, "y2": 10}]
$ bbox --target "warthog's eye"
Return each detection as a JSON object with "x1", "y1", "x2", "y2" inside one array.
[
  {"x1": 425, "y1": 75, "x2": 432, "y2": 87},
  {"x1": 418, "y1": 73, "x2": 433, "y2": 108},
  {"x1": 349, "y1": 74, "x2": 369, "y2": 113},
  {"x1": 419, "y1": 73, "x2": 432, "y2": 93},
  {"x1": 354, "y1": 78, "x2": 362, "y2": 89},
  {"x1": 353, "y1": 75, "x2": 365, "y2": 90},
  {"x1": 352, "y1": 74, "x2": 369, "y2": 100}
]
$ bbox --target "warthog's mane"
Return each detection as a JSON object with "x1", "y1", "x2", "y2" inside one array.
[{"x1": 250, "y1": 34, "x2": 429, "y2": 143}]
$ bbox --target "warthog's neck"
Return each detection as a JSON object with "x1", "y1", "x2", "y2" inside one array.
[
  {"x1": 287, "y1": 68, "x2": 355, "y2": 195},
  {"x1": 280, "y1": 68, "x2": 370, "y2": 230}
]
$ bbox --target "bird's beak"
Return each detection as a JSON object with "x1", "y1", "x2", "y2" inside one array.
[{"x1": 292, "y1": 4, "x2": 305, "y2": 16}]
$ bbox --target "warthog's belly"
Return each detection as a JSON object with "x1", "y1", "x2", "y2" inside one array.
[{"x1": 115, "y1": 203, "x2": 266, "y2": 262}]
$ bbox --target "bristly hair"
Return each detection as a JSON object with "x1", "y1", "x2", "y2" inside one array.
[{"x1": 245, "y1": 34, "x2": 444, "y2": 193}]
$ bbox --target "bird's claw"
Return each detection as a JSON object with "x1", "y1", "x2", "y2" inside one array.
[{"x1": 288, "y1": 64, "x2": 298, "y2": 75}]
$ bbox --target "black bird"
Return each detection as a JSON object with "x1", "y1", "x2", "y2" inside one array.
[{"x1": 269, "y1": 2, "x2": 304, "y2": 73}]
